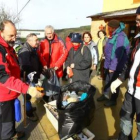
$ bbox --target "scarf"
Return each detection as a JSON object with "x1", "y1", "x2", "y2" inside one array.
[
  {"x1": 73, "y1": 44, "x2": 80, "y2": 51},
  {"x1": 109, "y1": 22, "x2": 129, "y2": 60}
]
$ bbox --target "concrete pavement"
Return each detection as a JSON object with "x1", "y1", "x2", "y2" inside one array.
[{"x1": 17, "y1": 75, "x2": 137, "y2": 140}]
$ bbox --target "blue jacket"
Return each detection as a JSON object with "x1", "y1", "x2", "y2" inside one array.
[{"x1": 104, "y1": 23, "x2": 130, "y2": 71}]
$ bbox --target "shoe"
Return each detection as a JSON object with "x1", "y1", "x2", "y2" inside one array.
[
  {"x1": 11, "y1": 131, "x2": 25, "y2": 139},
  {"x1": 97, "y1": 94, "x2": 108, "y2": 102},
  {"x1": 27, "y1": 114, "x2": 38, "y2": 122},
  {"x1": 104, "y1": 100, "x2": 116, "y2": 107},
  {"x1": 32, "y1": 107, "x2": 36, "y2": 112}
]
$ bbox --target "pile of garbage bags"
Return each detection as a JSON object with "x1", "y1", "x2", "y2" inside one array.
[{"x1": 57, "y1": 80, "x2": 96, "y2": 140}]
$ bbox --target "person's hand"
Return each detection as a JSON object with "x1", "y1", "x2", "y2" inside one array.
[
  {"x1": 27, "y1": 86, "x2": 43, "y2": 98},
  {"x1": 92, "y1": 65, "x2": 96, "y2": 70},
  {"x1": 54, "y1": 66, "x2": 58, "y2": 70},
  {"x1": 40, "y1": 74, "x2": 45, "y2": 81},
  {"x1": 111, "y1": 79, "x2": 122, "y2": 93},
  {"x1": 43, "y1": 66, "x2": 47, "y2": 69},
  {"x1": 70, "y1": 63, "x2": 75, "y2": 68},
  {"x1": 67, "y1": 67, "x2": 70, "y2": 74},
  {"x1": 109, "y1": 70, "x2": 114, "y2": 73}
]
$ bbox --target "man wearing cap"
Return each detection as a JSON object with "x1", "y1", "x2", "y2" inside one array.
[
  {"x1": 97, "y1": 19, "x2": 130, "y2": 107},
  {"x1": 65, "y1": 33, "x2": 92, "y2": 82},
  {"x1": 110, "y1": 6, "x2": 140, "y2": 140}
]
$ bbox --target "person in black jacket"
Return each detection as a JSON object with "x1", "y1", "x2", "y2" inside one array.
[
  {"x1": 18, "y1": 33, "x2": 43, "y2": 121},
  {"x1": 65, "y1": 33, "x2": 92, "y2": 83}
]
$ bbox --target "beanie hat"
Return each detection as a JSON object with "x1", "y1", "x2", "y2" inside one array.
[
  {"x1": 136, "y1": 6, "x2": 140, "y2": 14},
  {"x1": 108, "y1": 20, "x2": 120, "y2": 28}
]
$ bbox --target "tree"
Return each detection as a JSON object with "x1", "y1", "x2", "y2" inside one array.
[{"x1": 0, "y1": 4, "x2": 21, "y2": 24}]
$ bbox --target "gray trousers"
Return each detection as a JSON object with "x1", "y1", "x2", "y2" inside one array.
[
  {"x1": 0, "y1": 99, "x2": 16, "y2": 140},
  {"x1": 120, "y1": 92, "x2": 140, "y2": 140}
]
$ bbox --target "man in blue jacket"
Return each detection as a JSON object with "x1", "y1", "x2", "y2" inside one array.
[{"x1": 97, "y1": 19, "x2": 130, "y2": 107}]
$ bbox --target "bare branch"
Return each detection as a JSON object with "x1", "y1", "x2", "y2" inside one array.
[{"x1": 0, "y1": 4, "x2": 21, "y2": 24}]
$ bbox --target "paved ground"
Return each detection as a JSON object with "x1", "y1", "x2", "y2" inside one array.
[{"x1": 16, "y1": 74, "x2": 138, "y2": 140}]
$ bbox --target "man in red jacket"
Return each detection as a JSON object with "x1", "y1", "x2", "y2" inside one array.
[
  {"x1": 38, "y1": 25, "x2": 68, "y2": 79},
  {"x1": 0, "y1": 20, "x2": 42, "y2": 140}
]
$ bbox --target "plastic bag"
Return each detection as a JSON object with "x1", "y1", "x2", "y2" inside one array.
[
  {"x1": 42, "y1": 69, "x2": 60, "y2": 96},
  {"x1": 14, "y1": 98, "x2": 21, "y2": 122},
  {"x1": 57, "y1": 80, "x2": 96, "y2": 140}
]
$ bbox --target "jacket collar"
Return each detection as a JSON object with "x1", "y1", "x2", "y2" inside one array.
[
  {"x1": 45, "y1": 33, "x2": 59, "y2": 43},
  {"x1": 24, "y1": 42, "x2": 34, "y2": 51},
  {"x1": 0, "y1": 35, "x2": 9, "y2": 48}
]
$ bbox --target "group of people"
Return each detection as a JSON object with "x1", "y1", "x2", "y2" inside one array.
[
  {"x1": 97, "y1": 6, "x2": 140, "y2": 140},
  {"x1": 1, "y1": 5, "x2": 140, "y2": 140},
  {"x1": 0, "y1": 19, "x2": 102, "y2": 139}
]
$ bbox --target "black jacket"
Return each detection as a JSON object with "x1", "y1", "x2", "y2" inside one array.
[
  {"x1": 65, "y1": 44, "x2": 92, "y2": 82},
  {"x1": 18, "y1": 42, "x2": 42, "y2": 81}
]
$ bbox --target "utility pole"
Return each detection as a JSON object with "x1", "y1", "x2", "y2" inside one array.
[
  {"x1": 16, "y1": 0, "x2": 19, "y2": 30},
  {"x1": 15, "y1": 0, "x2": 31, "y2": 20}
]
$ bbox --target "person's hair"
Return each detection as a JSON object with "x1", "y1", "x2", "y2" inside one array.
[
  {"x1": 97, "y1": 30, "x2": 106, "y2": 38},
  {"x1": 82, "y1": 31, "x2": 92, "y2": 41},
  {"x1": 0, "y1": 20, "x2": 15, "y2": 31},
  {"x1": 45, "y1": 25, "x2": 54, "y2": 33},
  {"x1": 26, "y1": 33, "x2": 37, "y2": 41}
]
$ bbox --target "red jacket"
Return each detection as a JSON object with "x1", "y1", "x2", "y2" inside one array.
[
  {"x1": 0, "y1": 36, "x2": 29, "y2": 102},
  {"x1": 38, "y1": 34, "x2": 68, "y2": 78},
  {"x1": 65, "y1": 37, "x2": 73, "y2": 52}
]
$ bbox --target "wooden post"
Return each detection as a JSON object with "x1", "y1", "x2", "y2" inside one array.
[{"x1": 23, "y1": 71, "x2": 26, "y2": 128}]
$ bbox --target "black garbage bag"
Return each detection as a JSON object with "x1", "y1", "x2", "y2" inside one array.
[{"x1": 57, "y1": 80, "x2": 96, "y2": 140}]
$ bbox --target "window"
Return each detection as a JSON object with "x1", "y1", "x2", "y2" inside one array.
[{"x1": 133, "y1": 0, "x2": 140, "y2": 3}]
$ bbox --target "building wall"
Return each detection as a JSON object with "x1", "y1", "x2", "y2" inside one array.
[
  {"x1": 91, "y1": 20, "x2": 106, "y2": 43},
  {"x1": 17, "y1": 30, "x2": 44, "y2": 38},
  {"x1": 103, "y1": 0, "x2": 140, "y2": 12}
]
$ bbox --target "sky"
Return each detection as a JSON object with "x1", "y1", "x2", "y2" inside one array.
[{"x1": 0, "y1": 0, "x2": 103, "y2": 30}]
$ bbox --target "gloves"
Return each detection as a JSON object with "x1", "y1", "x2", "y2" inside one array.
[
  {"x1": 27, "y1": 72, "x2": 37, "y2": 82},
  {"x1": 111, "y1": 78, "x2": 122, "y2": 93},
  {"x1": 27, "y1": 86, "x2": 43, "y2": 98}
]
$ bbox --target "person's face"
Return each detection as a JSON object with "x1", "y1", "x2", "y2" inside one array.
[
  {"x1": 136, "y1": 14, "x2": 140, "y2": 29},
  {"x1": 83, "y1": 34, "x2": 91, "y2": 43},
  {"x1": 45, "y1": 28, "x2": 54, "y2": 40},
  {"x1": 1, "y1": 23, "x2": 17, "y2": 47},
  {"x1": 108, "y1": 26, "x2": 116, "y2": 35},
  {"x1": 28, "y1": 36, "x2": 39, "y2": 48},
  {"x1": 99, "y1": 32, "x2": 105, "y2": 39}
]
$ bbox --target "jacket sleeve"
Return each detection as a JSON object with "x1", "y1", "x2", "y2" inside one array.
[
  {"x1": 74, "y1": 47, "x2": 92, "y2": 70},
  {"x1": 118, "y1": 47, "x2": 134, "y2": 81},
  {"x1": 92, "y1": 48, "x2": 98, "y2": 65},
  {"x1": 54, "y1": 40, "x2": 68, "y2": 68},
  {"x1": 0, "y1": 52, "x2": 29, "y2": 94},
  {"x1": 109, "y1": 35, "x2": 130, "y2": 71},
  {"x1": 65, "y1": 50, "x2": 71, "y2": 68},
  {"x1": 38, "y1": 42, "x2": 47, "y2": 66},
  {"x1": 18, "y1": 49, "x2": 32, "y2": 76}
]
